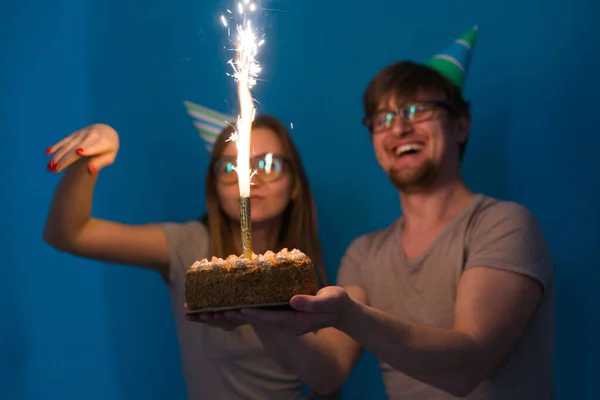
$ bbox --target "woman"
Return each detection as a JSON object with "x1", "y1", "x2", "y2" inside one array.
[{"x1": 43, "y1": 115, "x2": 331, "y2": 399}]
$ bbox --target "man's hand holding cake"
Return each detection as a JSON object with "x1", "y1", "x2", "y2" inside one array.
[{"x1": 223, "y1": 286, "x2": 353, "y2": 335}]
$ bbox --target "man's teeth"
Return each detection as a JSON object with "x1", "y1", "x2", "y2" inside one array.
[{"x1": 395, "y1": 144, "x2": 424, "y2": 156}]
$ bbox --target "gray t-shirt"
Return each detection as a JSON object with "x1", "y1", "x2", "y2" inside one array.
[
  {"x1": 161, "y1": 220, "x2": 305, "y2": 400},
  {"x1": 337, "y1": 194, "x2": 555, "y2": 400}
]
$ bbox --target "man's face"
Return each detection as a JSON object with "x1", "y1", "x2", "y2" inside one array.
[{"x1": 369, "y1": 95, "x2": 468, "y2": 191}]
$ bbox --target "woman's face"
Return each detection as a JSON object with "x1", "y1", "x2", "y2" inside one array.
[{"x1": 216, "y1": 127, "x2": 295, "y2": 225}]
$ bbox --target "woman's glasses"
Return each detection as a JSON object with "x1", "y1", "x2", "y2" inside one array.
[{"x1": 213, "y1": 152, "x2": 290, "y2": 185}]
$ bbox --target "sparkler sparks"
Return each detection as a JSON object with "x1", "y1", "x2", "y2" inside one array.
[
  {"x1": 221, "y1": 1, "x2": 264, "y2": 197},
  {"x1": 220, "y1": 1, "x2": 265, "y2": 257}
]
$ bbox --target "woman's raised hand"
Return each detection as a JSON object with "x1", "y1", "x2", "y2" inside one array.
[{"x1": 45, "y1": 123, "x2": 120, "y2": 174}]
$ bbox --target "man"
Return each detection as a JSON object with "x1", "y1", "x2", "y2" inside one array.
[{"x1": 199, "y1": 26, "x2": 555, "y2": 399}]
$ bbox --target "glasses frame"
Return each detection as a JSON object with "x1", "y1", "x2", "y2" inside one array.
[
  {"x1": 213, "y1": 152, "x2": 291, "y2": 185},
  {"x1": 362, "y1": 100, "x2": 452, "y2": 134}
]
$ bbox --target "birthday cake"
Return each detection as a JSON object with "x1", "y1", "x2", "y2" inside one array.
[{"x1": 184, "y1": 248, "x2": 318, "y2": 312}]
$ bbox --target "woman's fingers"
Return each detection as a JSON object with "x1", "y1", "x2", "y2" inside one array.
[
  {"x1": 184, "y1": 311, "x2": 246, "y2": 331},
  {"x1": 47, "y1": 129, "x2": 88, "y2": 172},
  {"x1": 75, "y1": 135, "x2": 118, "y2": 157},
  {"x1": 50, "y1": 137, "x2": 88, "y2": 172},
  {"x1": 48, "y1": 138, "x2": 116, "y2": 174},
  {"x1": 45, "y1": 128, "x2": 86, "y2": 156}
]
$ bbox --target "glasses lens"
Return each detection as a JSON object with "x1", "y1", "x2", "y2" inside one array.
[
  {"x1": 406, "y1": 103, "x2": 432, "y2": 122},
  {"x1": 371, "y1": 111, "x2": 396, "y2": 133},
  {"x1": 214, "y1": 159, "x2": 238, "y2": 184},
  {"x1": 253, "y1": 153, "x2": 286, "y2": 182}
]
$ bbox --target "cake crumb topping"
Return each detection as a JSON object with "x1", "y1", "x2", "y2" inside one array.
[{"x1": 189, "y1": 248, "x2": 309, "y2": 270}]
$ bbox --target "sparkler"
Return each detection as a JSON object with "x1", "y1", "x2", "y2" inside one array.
[{"x1": 221, "y1": 1, "x2": 264, "y2": 258}]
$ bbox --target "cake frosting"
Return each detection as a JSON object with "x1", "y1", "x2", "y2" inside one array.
[{"x1": 189, "y1": 248, "x2": 309, "y2": 270}]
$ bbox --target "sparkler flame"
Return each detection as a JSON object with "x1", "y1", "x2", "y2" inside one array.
[{"x1": 221, "y1": 1, "x2": 264, "y2": 198}]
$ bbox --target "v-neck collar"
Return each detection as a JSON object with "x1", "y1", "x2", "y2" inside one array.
[{"x1": 393, "y1": 194, "x2": 484, "y2": 266}]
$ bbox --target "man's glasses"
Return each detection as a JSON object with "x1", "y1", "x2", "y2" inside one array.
[
  {"x1": 213, "y1": 152, "x2": 290, "y2": 185},
  {"x1": 362, "y1": 100, "x2": 451, "y2": 134}
]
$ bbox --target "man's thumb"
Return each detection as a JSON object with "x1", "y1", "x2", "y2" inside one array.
[{"x1": 290, "y1": 295, "x2": 317, "y2": 312}]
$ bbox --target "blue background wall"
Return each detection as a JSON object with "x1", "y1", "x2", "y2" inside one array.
[{"x1": 2, "y1": 0, "x2": 599, "y2": 399}]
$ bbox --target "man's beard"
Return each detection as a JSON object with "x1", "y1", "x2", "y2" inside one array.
[{"x1": 388, "y1": 159, "x2": 438, "y2": 192}]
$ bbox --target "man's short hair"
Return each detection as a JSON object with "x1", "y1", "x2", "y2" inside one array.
[{"x1": 363, "y1": 61, "x2": 471, "y2": 159}]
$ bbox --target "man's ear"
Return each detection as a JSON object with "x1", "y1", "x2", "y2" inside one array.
[{"x1": 454, "y1": 115, "x2": 471, "y2": 146}]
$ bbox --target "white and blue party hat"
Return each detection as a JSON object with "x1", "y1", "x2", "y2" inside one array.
[{"x1": 183, "y1": 100, "x2": 234, "y2": 152}]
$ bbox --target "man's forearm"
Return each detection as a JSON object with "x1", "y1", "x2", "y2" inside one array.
[
  {"x1": 251, "y1": 325, "x2": 349, "y2": 394},
  {"x1": 339, "y1": 301, "x2": 483, "y2": 396}
]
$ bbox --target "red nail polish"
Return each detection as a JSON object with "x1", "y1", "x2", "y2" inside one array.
[
  {"x1": 76, "y1": 148, "x2": 84, "y2": 154},
  {"x1": 88, "y1": 165, "x2": 96, "y2": 175},
  {"x1": 45, "y1": 147, "x2": 52, "y2": 154}
]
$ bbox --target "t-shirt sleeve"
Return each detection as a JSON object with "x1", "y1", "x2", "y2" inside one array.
[
  {"x1": 464, "y1": 202, "x2": 554, "y2": 291},
  {"x1": 160, "y1": 220, "x2": 209, "y2": 285},
  {"x1": 336, "y1": 237, "x2": 367, "y2": 289}
]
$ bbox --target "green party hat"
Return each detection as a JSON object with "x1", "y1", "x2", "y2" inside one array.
[{"x1": 425, "y1": 26, "x2": 478, "y2": 91}]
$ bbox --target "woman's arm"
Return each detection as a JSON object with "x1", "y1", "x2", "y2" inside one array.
[
  {"x1": 217, "y1": 286, "x2": 367, "y2": 394},
  {"x1": 43, "y1": 124, "x2": 170, "y2": 279}
]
